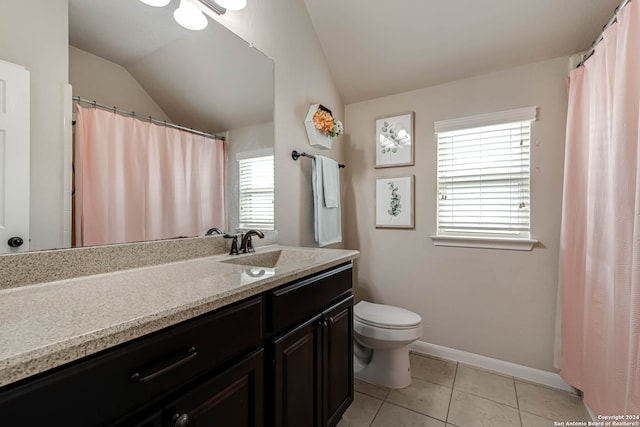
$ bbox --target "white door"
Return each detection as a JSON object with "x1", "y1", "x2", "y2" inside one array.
[{"x1": 0, "y1": 59, "x2": 30, "y2": 253}]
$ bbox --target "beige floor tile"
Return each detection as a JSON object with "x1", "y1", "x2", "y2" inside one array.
[
  {"x1": 371, "y1": 402, "x2": 446, "y2": 427},
  {"x1": 447, "y1": 390, "x2": 521, "y2": 427},
  {"x1": 520, "y1": 411, "x2": 557, "y2": 427},
  {"x1": 354, "y1": 378, "x2": 390, "y2": 400},
  {"x1": 515, "y1": 381, "x2": 590, "y2": 421},
  {"x1": 336, "y1": 391, "x2": 383, "y2": 427},
  {"x1": 386, "y1": 377, "x2": 452, "y2": 421},
  {"x1": 453, "y1": 365, "x2": 517, "y2": 407},
  {"x1": 410, "y1": 353, "x2": 458, "y2": 388}
]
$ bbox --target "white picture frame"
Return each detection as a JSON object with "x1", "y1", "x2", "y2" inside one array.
[
  {"x1": 375, "y1": 175, "x2": 414, "y2": 229},
  {"x1": 375, "y1": 112, "x2": 414, "y2": 168}
]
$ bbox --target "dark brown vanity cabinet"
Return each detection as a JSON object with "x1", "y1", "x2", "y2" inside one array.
[
  {"x1": 0, "y1": 262, "x2": 353, "y2": 427},
  {"x1": 0, "y1": 296, "x2": 265, "y2": 427},
  {"x1": 269, "y1": 264, "x2": 354, "y2": 427},
  {"x1": 160, "y1": 349, "x2": 264, "y2": 427}
]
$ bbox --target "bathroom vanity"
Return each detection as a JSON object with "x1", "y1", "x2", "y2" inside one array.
[{"x1": 0, "y1": 245, "x2": 358, "y2": 427}]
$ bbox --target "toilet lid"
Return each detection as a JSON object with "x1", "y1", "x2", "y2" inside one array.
[{"x1": 354, "y1": 301, "x2": 422, "y2": 329}]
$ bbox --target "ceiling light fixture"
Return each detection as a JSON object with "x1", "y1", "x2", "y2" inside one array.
[
  {"x1": 174, "y1": 0, "x2": 209, "y2": 31},
  {"x1": 213, "y1": 0, "x2": 246, "y2": 11},
  {"x1": 139, "y1": 0, "x2": 171, "y2": 7}
]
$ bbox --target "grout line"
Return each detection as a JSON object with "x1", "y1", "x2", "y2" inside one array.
[
  {"x1": 445, "y1": 361, "x2": 459, "y2": 424},
  {"x1": 368, "y1": 396, "x2": 385, "y2": 427},
  {"x1": 514, "y1": 376, "x2": 524, "y2": 427}
]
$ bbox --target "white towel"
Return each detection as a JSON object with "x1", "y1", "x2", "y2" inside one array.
[
  {"x1": 312, "y1": 156, "x2": 342, "y2": 247},
  {"x1": 320, "y1": 156, "x2": 339, "y2": 208}
]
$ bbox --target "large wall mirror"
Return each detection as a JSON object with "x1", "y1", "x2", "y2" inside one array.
[{"x1": 1, "y1": 0, "x2": 274, "y2": 254}]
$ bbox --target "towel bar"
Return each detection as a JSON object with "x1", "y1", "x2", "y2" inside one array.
[{"x1": 291, "y1": 150, "x2": 345, "y2": 168}]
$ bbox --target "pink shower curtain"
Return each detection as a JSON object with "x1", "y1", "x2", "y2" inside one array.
[
  {"x1": 560, "y1": 1, "x2": 639, "y2": 416},
  {"x1": 75, "y1": 105, "x2": 226, "y2": 246}
]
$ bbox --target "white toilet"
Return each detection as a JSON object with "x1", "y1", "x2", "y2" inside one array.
[{"x1": 353, "y1": 301, "x2": 423, "y2": 389}]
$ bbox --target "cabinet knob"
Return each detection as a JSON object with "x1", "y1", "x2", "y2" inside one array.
[
  {"x1": 7, "y1": 237, "x2": 23, "y2": 247},
  {"x1": 172, "y1": 413, "x2": 189, "y2": 427}
]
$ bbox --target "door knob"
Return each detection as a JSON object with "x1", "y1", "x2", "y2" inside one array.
[{"x1": 7, "y1": 237, "x2": 23, "y2": 247}]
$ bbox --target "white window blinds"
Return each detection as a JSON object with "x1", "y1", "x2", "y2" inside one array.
[
  {"x1": 435, "y1": 107, "x2": 536, "y2": 239},
  {"x1": 239, "y1": 155, "x2": 274, "y2": 230}
]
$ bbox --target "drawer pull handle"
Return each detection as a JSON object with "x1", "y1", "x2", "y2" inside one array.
[{"x1": 130, "y1": 347, "x2": 198, "y2": 383}]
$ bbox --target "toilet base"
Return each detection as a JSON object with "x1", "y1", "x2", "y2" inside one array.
[{"x1": 354, "y1": 344, "x2": 412, "y2": 389}]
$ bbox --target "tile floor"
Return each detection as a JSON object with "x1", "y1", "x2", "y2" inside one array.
[{"x1": 338, "y1": 353, "x2": 591, "y2": 427}]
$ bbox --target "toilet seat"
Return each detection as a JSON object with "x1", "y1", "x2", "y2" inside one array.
[{"x1": 354, "y1": 301, "x2": 421, "y2": 330}]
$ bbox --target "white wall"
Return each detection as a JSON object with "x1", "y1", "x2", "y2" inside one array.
[
  {"x1": 344, "y1": 56, "x2": 569, "y2": 371},
  {"x1": 0, "y1": 0, "x2": 68, "y2": 251},
  {"x1": 69, "y1": 46, "x2": 172, "y2": 121},
  {"x1": 209, "y1": 1, "x2": 346, "y2": 248}
]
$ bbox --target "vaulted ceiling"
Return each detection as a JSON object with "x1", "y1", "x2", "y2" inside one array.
[
  {"x1": 69, "y1": 0, "x2": 273, "y2": 133},
  {"x1": 303, "y1": 0, "x2": 622, "y2": 104},
  {"x1": 70, "y1": 0, "x2": 623, "y2": 116}
]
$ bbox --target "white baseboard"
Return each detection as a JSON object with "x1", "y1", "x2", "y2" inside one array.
[
  {"x1": 410, "y1": 341, "x2": 576, "y2": 393},
  {"x1": 584, "y1": 401, "x2": 597, "y2": 421}
]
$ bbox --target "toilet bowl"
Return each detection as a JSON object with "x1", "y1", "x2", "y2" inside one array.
[{"x1": 353, "y1": 301, "x2": 422, "y2": 389}]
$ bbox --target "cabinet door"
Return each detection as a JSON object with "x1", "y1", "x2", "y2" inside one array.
[
  {"x1": 272, "y1": 317, "x2": 323, "y2": 427},
  {"x1": 162, "y1": 350, "x2": 263, "y2": 427},
  {"x1": 322, "y1": 296, "x2": 354, "y2": 427}
]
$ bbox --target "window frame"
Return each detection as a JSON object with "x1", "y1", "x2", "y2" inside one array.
[
  {"x1": 238, "y1": 154, "x2": 275, "y2": 231},
  {"x1": 430, "y1": 107, "x2": 539, "y2": 251}
]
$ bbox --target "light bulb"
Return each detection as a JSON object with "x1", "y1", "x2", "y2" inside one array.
[
  {"x1": 139, "y1": 0, "x2": 171, "y2": 6},
  {"x1": 214, "y1": 0, "x2": 247, "y2": 11},
  {"x1": 174, "y1": 0, "x2": 208, "y2": 30}
]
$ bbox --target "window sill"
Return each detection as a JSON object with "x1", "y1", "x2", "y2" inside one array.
[{"x1": 429, "y1": 235, "x2": 538, "y2": 251}]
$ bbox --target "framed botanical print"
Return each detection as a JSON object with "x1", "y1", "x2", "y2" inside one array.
[
  {"x1": 375, "y1": 112, "x2": 414, "y2": 168},
  {"x1": 375, "y1": 175, "x2": 414, "y2": 229}
]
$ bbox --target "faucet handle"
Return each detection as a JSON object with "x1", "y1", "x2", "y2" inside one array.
[
  {"x1": 223, "y1": 234, "x2": 239, "y2": 255},
  {"x1": 244, "y1": 235, "x2": 255, "y2": 253}
]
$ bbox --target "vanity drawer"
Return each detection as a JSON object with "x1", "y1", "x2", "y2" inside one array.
[
  {"x1": 0, "y1": 296, "x2": 264, "y2": 427},
  {"x1": 269, "y1": 263, "x2": 352, "y2": 334}
]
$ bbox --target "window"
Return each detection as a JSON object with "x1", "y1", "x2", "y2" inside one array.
[
  {"x1": 238, "y1": 155, "x2": 274, "y2": 230},
  {"x1": 432, "y1": 107, "x2": 538, "y2": 250}
]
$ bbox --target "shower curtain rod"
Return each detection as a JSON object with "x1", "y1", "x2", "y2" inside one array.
[
  {"x1": 577, "y1": 0, "x2": 631, "y2": 67},
  {"x1": 72, "y1": 96, "x2": 224, "y2": 141}
]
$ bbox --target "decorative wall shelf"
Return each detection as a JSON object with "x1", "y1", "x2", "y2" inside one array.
[{"x1": 304, "y1": 104, "x2": 334, "y2": 150}]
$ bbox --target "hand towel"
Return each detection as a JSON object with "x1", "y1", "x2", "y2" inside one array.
[
  {"x1": 319, "y1": 156, "x2": 339, "y2": 208},
  {"x1": 312, "y1": 156, "x2": 342, "y2": 247}
]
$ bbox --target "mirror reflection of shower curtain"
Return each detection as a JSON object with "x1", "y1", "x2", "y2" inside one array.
[{"x1": 74, "y1": 105, "x2": 226, "y2": 247}]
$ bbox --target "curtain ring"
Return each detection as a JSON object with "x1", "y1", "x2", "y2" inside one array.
[
  {"x1": 113, "y1": 106, "x2": 116, "y2": 114},
  {"x1": 92, "y1": 100, "x2": 97, "y2": 109}
]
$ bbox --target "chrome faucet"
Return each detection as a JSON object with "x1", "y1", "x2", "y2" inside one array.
[{"x1": 239, "y1": 230, "x2": 265, "y2": 253}]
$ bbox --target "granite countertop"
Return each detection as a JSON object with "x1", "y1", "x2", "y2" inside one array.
[{"x1": 0, "y1": 245, "x2": 359, "y2": 388}]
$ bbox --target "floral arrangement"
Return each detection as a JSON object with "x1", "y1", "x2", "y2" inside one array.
[{"x1": 312, "y1": 107, "x2": 344, "y2": 138}]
